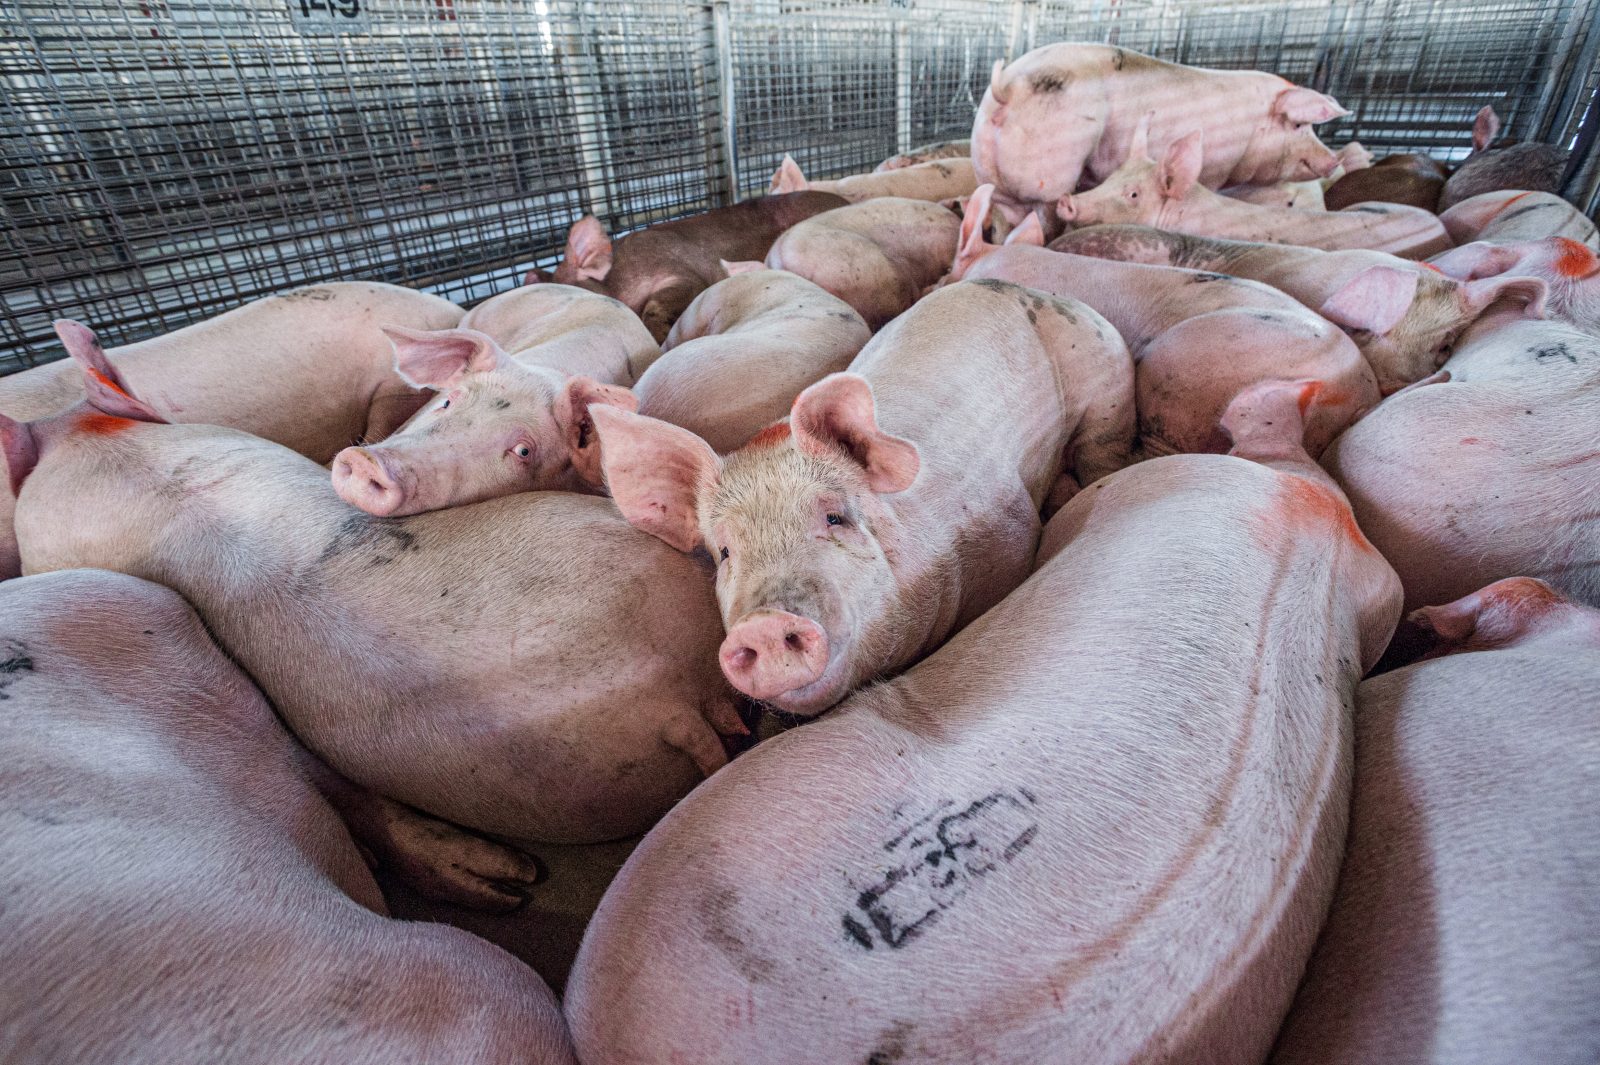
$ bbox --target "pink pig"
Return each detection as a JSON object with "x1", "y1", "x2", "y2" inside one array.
[
  {"x1": 331, "y1": 284, "x2": 653, "y2": 516},
  {"x1": 1437, "y1": 189, "x2": 1600, "y2": 248},
  {"x1": 768, "y1": 153, "x2": 978, "y2": 204},
  {"x1": 1057, "y1": 117, "x2": 1454, "y2": 259},
  {"x1": 972, "y1": 43, "x2": 1345, "y2": 210},
  {"x1": 564, "y1": 380, "x2": 1400, "y2": 1065},
  {"x1": 952, "y1": 186, "x2": 1379, "y2": 457},
  {"x1": 1431, "y1": 236, "x2": 1600, "y2": 333},
  {"x1": 592, "y1": 278, "x2": 1134, "y2": 717},
  {"x1": 1272, "y1": 578, "x2": 1600, "y2": 1065}
]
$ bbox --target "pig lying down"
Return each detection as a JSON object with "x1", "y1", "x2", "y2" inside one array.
[
  {"x1": 1431, "y1": 235, "x2": 1600, "y2": 333},
  {"x1": 0, "y1": 569, "x2": 575, "y2": 1065},
  {"x1": 973, "y1": 43, "x2": 1345, "y2": 210},
  {"x1": 1438, "y1": 104, "x2": 1571, "y2": 210},
  {"x1": 875, "y1": 138, "x2": 970, "y2": 171},
  {"x1": 1437, "y1": 189, "x2": 1600, "y2": 248},
  {"x1": 332, "y1": 283, "x2": 652, "y2": 515},
  {"x1": 3, "y1": 352, "x2": 739, "y2": 846},
  {"x1": 1272, "y1": 578, "x2": 1600, "y2": 1065},
  {"x1": 565, "y1": 381, "x2": 1401, "y2": 1065},
  {"x1": 594, "y1": 279, "x2": 1134, "y2": 717},
  {"x1": 769, "y1": 153, "x2": 979, "y2": 204}
]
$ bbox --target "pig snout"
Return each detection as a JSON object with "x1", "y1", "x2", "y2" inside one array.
[
  {"x1": 719, "y1": 610, "x2": 829, "y2": 704},
  {"x1": 332, "y1": 446, "x2": 409, "y2": 517}
]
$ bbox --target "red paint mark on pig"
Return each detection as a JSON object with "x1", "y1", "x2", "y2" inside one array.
[
  {"x1": 1421, "y1": 262, "x2": 1444, "y2": 274},
  {"x1": 746, "y1": 422, "x2": 793, "y2": 449},
  {"x1": 1553, "y1": 237, "x2": 1599, "y2": 279},
  {"x1": 86, "y1": 366, "x2": 136, "y2": 400},
  {"x1": 1276, "y1": 475, "x2": 1376, "y2": 553},
  {"x1": 1460, "y1": 436, "x2": 1480, "y2": 445},
  {"x1": 1497, "y1": 190, "x2": 1534, "y2": 213},
  {"x1": 76, "y1": 412, "x2": 136, "y2": 435}
]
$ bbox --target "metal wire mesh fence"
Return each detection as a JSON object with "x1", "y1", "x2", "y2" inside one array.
[{"x1": 1, "y1": 0, "x2": 1595, "y2": 374}]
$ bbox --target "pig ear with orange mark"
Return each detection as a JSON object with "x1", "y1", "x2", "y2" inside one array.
[
  {"x1": 1319, "y1": 266, "x2": 1419, "y2": 336},
  {"x1": 384, "y1": 326, "x2": 505, "y2": 389},
  {"x1": 55, "y1": 319, "x2": 166, "y2": 424},
  {"x1": 555, "y1": 376, "x2": 638, "y2": 487},
  {"x1": 1471, "y1": 106, "x2": 1501, "y2": 153},
  {"x1": 0, "y1": 413, "x2": 39, "y2": 497},
  {"x1": 790, "y1": 373, "x2": 920, "y2": 494},
  {"x1": 769, "y1": 155, "x2": 809, "y2": 195},
  {"x1": 564, "y1": 216, "x2": 613, "y2": 283},
  {"x1": 590, "y1": 406, "x2": 720, "y2": 553},
  {"x1": 1158, "y1": 131, "x2": 1205, "y2": 200},
  {"x1": 952, "y1": 184, "x2": 998, "y2": 279},
  {"x1": 1274, "y1": 87, "x2": 1349, "y2": 125},
  {"x1": 1409, "y1": 576, "x2": 1568, "y2": 654},
  {"x1": 1460, "y1": 275, "x2": 1548, "y2": 319}
]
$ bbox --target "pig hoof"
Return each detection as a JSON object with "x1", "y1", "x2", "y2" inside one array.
[{"x1": 371, "y1": 806, "x2": 547, "y2": 914}]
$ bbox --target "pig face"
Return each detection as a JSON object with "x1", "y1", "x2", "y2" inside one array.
[
  {"x1": 1056, "y1": 120, "x2": 1200, "y2": 229},
  {"x1": 1261, "y1": 88, "x2": 1347, "y2": 182},
  {"x1": 593, "y1": 373, "x2": 920, "y2": 717},
  {"x1": 1431, "y1": 238, "x2": 1600, "y2": 333},
  {"x1": 331, "y1": 326, "x2": 635, "y2": 516}
]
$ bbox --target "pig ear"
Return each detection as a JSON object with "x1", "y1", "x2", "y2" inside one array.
[
  {"x1": 523, "y1": 266, "x2": 554, "y2": 286},
  {"x1": 564, "y1": 216, "x2": 613, "y2": 283},
  {"x1": 57, "y1": 319, "x2": 167, "y2": 424},
  {"x1": 1427, "y1": 241, "x2": 1525, "y2": 280},
  {"x1": 1337, "y1": 141, "x2": 1373, "y2": 172},
  {"x1": 0, "y1": 413, "x2": 39, "y2": 497},
  {"x1": 769, "y1": 155, "x2": 809, "y2": 195},
  {"x1": 1128, "y1": 111, "x2": 1154, "y2": 161},
  {"x1": 54, "y1": 318, "x2": 121, "y2": 382},
  {"x1": 1471, "y1": 106, "x2": 1501, "y2": 152},
  {"x1": 591, "y1": 405, "x2": 719, "y2": 553},
  {"x1": 385, "y1": 326, "x2": 504, "y2": 389},
  {"x1": 1461, "y1": 275, "x2": 1548, "y2": 319},
  {"x1": 953, "y1": 184, "x2": 996, "y2": 277},
  {"x1": 1319, "y1": 266, "x2": 1420, "y2": 336},
  {"x1": 555, "y1": 376, "x2": 638, "y2": 488},
  {"x1": 1275, "y1": 88, "x2": 1347, "y2": 125},
  {"x1": 1005, "y1": 211, "x2": 1045, "y2": 247},
  {"x1": 790, "y1": 373, "x2": 919, "y2": 494},
  {"x1": 988, "y1": 58, "x2": 1011, "y2": 107},
  {"x1": 1159, "y1": 131, "x2": 1204, "y2": 200},
  {"x1": 720, "y1": 259, "x2": 766, "y2": 276}
]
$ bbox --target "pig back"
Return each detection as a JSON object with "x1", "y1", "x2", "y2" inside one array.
[
  {"x1": 566, "y1": 453, "x2": 1398, "y2": 1065},
  {"x1": 461, "y1": 283, "x2": 658, "y2": 382}
]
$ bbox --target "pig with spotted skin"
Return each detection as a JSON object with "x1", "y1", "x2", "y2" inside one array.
[
  {"x1": 634, "y1": 268, "x2": 871, "y2": 454},
  {"x1": 0, "y1": 283, "x2": 462, "y2": 580},
  {"x1": 332, "y1": 285, "x2": 655, "y2": 516},
  {"x1": 592, "y1": 279, "x2": 1134, "y2": 718},
  {"x1": 972, "y1": 43, "x2": 1345, "y2": 214},
  {"x1": 1057, "y1": 117, "x2": 1453, "y2": 259},
  {"x1": 0, "y1": 569, "x2": 576, "y2": 1065},
  {"x1": 0, "y1": 351, "x2": 740, "y2": 847},
  {"x1": 951, "y1": 186, "x2": 1378, "y2": 458},
  {"x1": 762, "y1": 197, "x2": 962, "y2": 329},
  {"x1": 1438, "y1": 105, "x2": 1570, "y2": 211},
  {"x1": 1051, "y1": 223, "x2": 1549, "y2": 393},
  {"x1": 1437, "y1": 189, "x2": 1599, "y2": 249},
  {"x1": 534, "y1": 192, "x2": 847, "y2": 342},
  {"x1": 1272, "y1": 578, "x2": 1600, "y2": 1065},
  {"x1": 768, "y1": 153, "x2": 979, "y2": 204},
  {"x1": 1323, "y1": 305, "x2": 1600, "y2": 610},
  {"x1": 565, "y1": 380, "x2": 1401, "y2": 1065},
  {"x1": 1431, "y1": 236, "x2": 1600, "y2": 334}
]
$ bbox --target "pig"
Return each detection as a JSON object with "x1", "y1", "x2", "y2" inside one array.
[
  {"x1": 633, "y1": 268, "x2": 871, "y2": 453},
  {"x1": 1323, "y1": 152, "x2": 1449, "y2": 211},
  {"x1": 1437, "y1": 189, "x2": 1599, "y2": 248},
  {"x1": 564, "y1": 380, "x2": 1402, "y2": 1065},
  {"x1": 762, "y1": 197, "x2": 962, "y2": 329},
  {"x1": 3, "y1": 353, "x2": 741, "y2": 847},
  {"x1": 1323, "y1": 306, "x2": 1600, "y2": 610},
  {"x1": 535, "y1": 191, "x2": 847, "y2": 342},
  {"x1": 952, "y1": 186, "x2": 1379, "y2": 457},
  {"x1": 331, "y1": 284, "x2": 654, "y2": 516},
  {"x1": 1438, "y1": 105, "x2": 1569, "y2": 210},
  {"x1": 875, "y1": 138, "x2": 971, "y2": 171},
  {"x1": 972, "y1": 43, "x2": 1346, "y2": 211},
  {"x1": 1057, "y1": 118, "x2": 1454, "y2": 259},
  {"x1": 591, "y1": 278, "x2": 1135, "y2": 718},
  {"x1": 1222, "y1": 178, "x2": 1327, "y2": 210},
  {"x1": 0, "y1": 568, "x2": 576, "y2": 1065},
  {"x1": 1051, "y1": 223, "x2": 1549, "y2": 393},
  {"x1": 768, "y1": 153, "x2": 978, "y2": 204},
  {"x1": 1431, "y1": 236, "x2": 1600, "y2": 333},
  {"x1": 1271, "y1": 577, "x2": 1600, "y2": 1065},
  {"x1": 0, "y1": 283, "x2": 462, "y2": 579}
]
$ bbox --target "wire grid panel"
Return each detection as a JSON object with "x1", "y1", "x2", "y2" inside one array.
[{"x1": 0, "y1": 0, "x2": 719, "y2": 374}]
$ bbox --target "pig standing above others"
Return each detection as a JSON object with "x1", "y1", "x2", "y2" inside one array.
[
  {"x1": 0, "y1": 569, "x2": 576, "y2": 1065},
  {"x1": 762, "y1": 197, "x2": 962, "y2": 328},
  {"x1": 769, "y1": 153, "x2": 978, "y2": 204},
  {"x1": 1052, "y1": 223, "x2": 1548, "y2": 393},
  {"x1": 1432, "y1": 236, "x2": 1600, "y2": 333},
  {"x1": 1324, "y1": 304, "x2": 1599, "y2": 610},
  {"x1": 3, "y1": 352, "x2": 741, "y2": 847},
  {"x1": 972, "y1": 42, "x2": 1346, "y2": 212},
  {"x1": 1272, "y1": 578, "x2": 1600, "y2": 1065},
  {"x1": 1323, "y1": 152, "x2": 1449, "y2": 211},
  {"x1": 0, "y1": 283, "x2": 462, "y2": 579},
  {"x1": 1437, "y1": 189, "x2": 1599, "y2": 248},
  {"x1": 633, "y1": 267, "x2": 871, "y2": 453},
  {"x1": 565, "y1": 381, "x2": 1401, "y2": 1065},
  {"x1": 1438, "y1": 105, "x2": 1570, "y2": 210},
  {"x1": 533, "y1": 190, "x2": 846, "y2": 341},
  {"x1": 593, "y1": 279, "x2": 1134, "y2": 717},
  {"x1": 952, "y1": 187, "x2": 1378, "y2": 457},
  {"x1": 1057, "y1": 117, "x2": 1453, "y2": 259},
  {"x1": 331, "y1": 284, "x2": 652, "y2": 516},
  {"x1": 875, "y1": 138, "x2": 970, "y2": 171}
]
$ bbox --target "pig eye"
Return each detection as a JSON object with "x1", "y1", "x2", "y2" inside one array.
[
  {"x1": 718, "y1": 546, "x2": 729, "y2": 562},
  {"x1": 1128, "y1": 189, "x2": 1139, "y2": 200},
  {"x1": 826, "y1": 512, "x2": 846, "y2": 527},
  {"x1": 512, "y1": 444, "x2": 532, "y2": 459},
  {"x1": 439, "y1": 399, "x2": 450, "y2": 410}
]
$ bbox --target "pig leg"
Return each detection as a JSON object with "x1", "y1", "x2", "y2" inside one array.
[{"x1": 660, "y1": 712, "x2": 732, "y2": 778}]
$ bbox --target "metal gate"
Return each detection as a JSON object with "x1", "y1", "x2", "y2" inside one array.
[{"x1": 2, "y1": 0, "x2": 1596, "y2": 374}]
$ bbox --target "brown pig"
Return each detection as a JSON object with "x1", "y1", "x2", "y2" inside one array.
[
  {"x1": 1323, "y1": 152, "x2": 1448, "y2": 211},
  {"x1": 1438, "y1": 105, "x2": 1569, "y2": 210}
]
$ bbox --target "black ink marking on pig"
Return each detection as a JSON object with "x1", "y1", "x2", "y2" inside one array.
[
  {"x1": 491, "y1": 398, "x2": 511, "y2": 410},
  {"x1": 1495, "y1": 203, "x2": 1557, "y2": 226},
  {"x1": 1531, "y1": 342, "x2": 1577, "y2": 364},
  {"x1": 317, "y1": 516, "x2": 420, "y2": 568},
  {"x1": 1029, "y1": 71, "x2": 1068, "y2": 94},
  {"x1": 842, "y1": 790, "x2": 1039, "y2": 951},
  {"x1": 1027, "y1": 309, "x2": 1039, "y2": 324},
  {"x1": 278, "y1": 287, "x2": 336, "y2": 302},
  {"x1": 969, "y1": 277, "x2": 1020, "y2": 296},
  {"x1": 865, "y1": 1021, "x2": 914, "y2": 1064},
  {"x1": 1190, "y1": 272, "x2": 1235, "y2": 284},
  {"x1": 1341, "y1": 205, "x2": 1391, "y2": 215},
  {"x1": 1112, "y1": 48, "x2": 1126, "y2": 71},
  {"x1": 0, "y1": 640, "x2": 35, "y2": 701}
]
